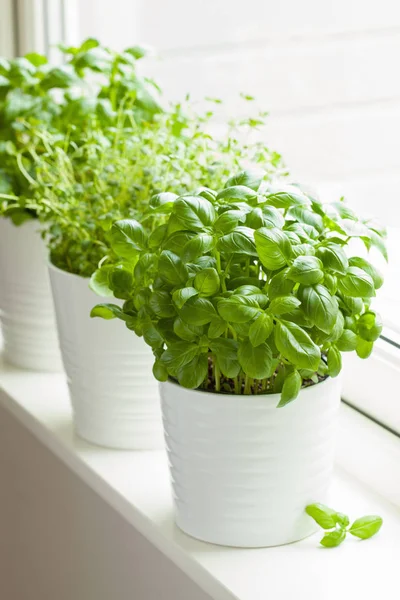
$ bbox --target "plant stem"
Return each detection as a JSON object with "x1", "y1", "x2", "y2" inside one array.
[
  {"x1": 244, "y1": 374, "x2": 251, "y2": 394},
  {"x1": 214, "y1": 358, "x2": 221, "y2": 392}
]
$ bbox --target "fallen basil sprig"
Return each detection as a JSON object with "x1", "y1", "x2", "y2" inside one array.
[{"x1": 306, "y1": 503, "x2": 383, "y2": 547}]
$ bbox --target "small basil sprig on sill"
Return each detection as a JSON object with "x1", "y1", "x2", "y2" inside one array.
[
  {"x1": 306, "y1": 503, "x2": 383, "y2": 547},
  {"x1": 91, "y1": 175, "x2": 387, "y2": 405}
]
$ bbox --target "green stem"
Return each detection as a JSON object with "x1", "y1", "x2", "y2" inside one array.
[
  {"x1": 244, "y1": 374, "x2": 252, "y2": 395},
  {"x1": 214, "y1": 357, "x2": 221, "y2": 392}
]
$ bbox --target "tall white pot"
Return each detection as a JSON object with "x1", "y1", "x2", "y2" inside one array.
[
  {"x1": 49, "y1": 263, "x2": 163, "y2": 450},
  {"x1": 0, "y1": 218, "x2": 61, "y2": 371},
  {"x1": 161, "y1": 377, "x2": 341, "y2": 548}
]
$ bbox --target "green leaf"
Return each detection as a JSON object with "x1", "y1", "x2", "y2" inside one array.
[
  {"x1": 324, "y1": 273, "x2": 338, "y2": 295},
  {"x1": 25, "y1": 52, "x2": 47, "y2": 66},
  {"x1": 356, "y1": 338, "x2": 374, "y2": 359},
  {"x1": 268, "y1": 269, "x2": 295, "y2": 300},
  {"x1": 225, "y1": 168, "x2": 264, "y2": 191},
  {"x1": 217, "y1": 185, "x2": 257, "y2": 203},
  {"x1": 336, "y1": 329, "x2": 358, "y2": 351},
  {"x1": 254, "y1": 227, "x2": 292, "y2": 270},
  {"x1": 317, "y1": 245, "x2": 349, "y2": 275},
  {"x1": 149, "y1": 192, "x2": 178, "y2": 213},
  {"x1": 174, "y1": 196, "x2": 216, "y2": 231},
  {"x1": 90, "y1": 303, "x2": 123, "y2": 320},
  {"x1": 278, "y1": 370, "x2": 302, "y2": 407},
  {"x1": 194, "y1": 268, "x2": 220, "y2": 297},
  {"x1": 158, "y1": 251, "x2": 188, "y2": 286},
  {"x1": 305, "y1": 503, "x2": 338, "y2": 529},
  {"x1": 208, "y1": 318, "x2": 227, "y2": 338},
  {"x1": 274, "y1": 320, "x2": 320, "y2": 370},
  {"x1": 299, "y1": 284, "x2": 339, "y2": 333},
  {"x1": 161, "y1": 342, "x2": 199, "y2": 371},
  {"x1": 89, "y1": 266, "x2": 113, "y2": 297},
  {"x1": 349, "y1": 516, "x2": 383, "y2": 539},
  {"x1": 338, "y1": 267, "x2": 375, "y2": 298},
  {"x1": 149, "y1": 291, "x2": 176, "y2": 318},
  {"x1": 125, "y1": 45, "x2": 148, "y2": 59},
  {"x1": 182, "y1": 234, "x2": 215, "y2": 261},
  {"x1": 218, "y1": 296, "x2": 260, "y2": 323},
  {"x1": 287, "y1": 256, "x2": 324, "y2": 285},
  {"x1": 288, "y1": 206, "x2": 323, "y2": 233},
  {"x1": 209, "y1": 338, "x2": 240, "y2": 378},
  {"x1": 180, "y1": 297, "x2": 217, "y2": 325},
  {"x1": 320, "y1": 529, "x2": 347, "y2": 548},
  {"x1": 172, "y1": 287, "x2": 198, "y2": 309},
  {"x1": 176, "y1": 353, "x2": 208, "y2": 389},
  {"x1": 327, "y1": 346, "x2": 342, "y2": 377},
  {"x1": 266, "y1": 190, "x2": 309, "y2": 209},
  {"x1": 238, "y1": 340, "x2": 273, "y2": 379},
  {"x1": 173, "y1": 317, "x2": 203, "y2": 342},
  {"x1": 216, "y1": 226, "x2": 257, "y2": 256},
  {"x1": 41, "y1": 65, "x2": 78, "y2": 89},
  {"x1": 110, "y1": 219, "x2": 147, "y2": 258},
  {"x1": 214, "y1": 209, "x2": 246, "y2": 234},
  {"x1": 268, "y1": 295, "x2": 301, "y2": 316},
  {"x1": 348, "y1": 257, "x2": 384, "y2": 289},
  {"x1": 153, "y1": 361, "x2": 168, "y2": 382},
  {"x1": 249, "y1": 313, "x2": 274, "y2": 346},
  {"x1": 357, "y1": 311, "x2": 382, "y2": 342}
]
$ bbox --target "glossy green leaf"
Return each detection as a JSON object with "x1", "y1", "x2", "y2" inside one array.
[
  {"x1": 349, "y1": 516, "x2": 383, "y2": 539},
  {"x1": 90, "y1": 303, "x2": 124, "y2": 320},
  {"x1": 274, "y1": 320, "x2": 320, "y2": 370},
  {"x1": 287, "y1": 256, "x2": 324, "y2": 285},
  {"x1": 320, "y1": 529, "x2": 347, "y2": 548},
  {"x1": 194, "y1": 268, "x2": 220, "y2": 297},
  {"x1": 180, "y1": 297, "x2": 217, "y2": 325},
  {"x1": 172, "y1": 287, "x2": 198, "y2": 309},
  {"x1": 176, "y1": 353, "x2": 209, "y2": 388},
  {"x1": 305, "y1": 503, "x2": 338, "y2": 529},
  {"x1": 238, "y1": 340, "x2": 273, "y2": 379},
  {"x1": 254, "y1": 227, "x2": 292, "y2": 270},
  {"x1": 218, "y1": 296, "x2": 260, "y2": 323},
  {"x1": 357, "y1": 311, "x2": 383, "y2": 342},
  {"x1": 299, "y1": 284, "x2": 339, "y2": 333},
  {"x1": 278, "y1": 370, "x2": 302, "y2": 407},
  {"x1": 268, "y1": 295, "x2": 301, "y2": 316},
  {"x1": 327, "y1": 345, "x2": 342, "y2": 377},
  {"x1": 174, "y1": 196, "x2": 216, "y2": 231},
  {"x1": 216, "y1": 226, "x2": 257, "y2": 256},
  {"x1": 110, "y1": 219, "x2": 147, "y2": 258},
  {"x1": 338, "y1": 267, "x2": 375, "y2": 298},
  {"x1": 317, "y1": 245, "x2": 349, "y2": 275},
  {"x1": 158, "y1": 250, "x2": 188, "y2": 286},
  {"x1": 348, "y1": 257, "x2": 384, "y2": 289},
  {"x1": 249, "y1": 312, "x2": 274, "y2": 346}
]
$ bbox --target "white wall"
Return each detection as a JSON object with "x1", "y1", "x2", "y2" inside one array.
[{"x1": 75, "y1": 0, "x2": 400, "y2": 224}]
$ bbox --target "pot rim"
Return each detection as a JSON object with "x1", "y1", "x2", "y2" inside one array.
[
  {"x1": 161, "y1": 374, "x2": 334, "y2": 400},
  {"x1": 48, "y1": 259, "x2": 90, "y2": 282}
]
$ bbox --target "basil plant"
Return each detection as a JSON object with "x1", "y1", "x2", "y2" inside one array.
[{"x1": 91, "y1": 172, "x2": 386, "y2": 405}]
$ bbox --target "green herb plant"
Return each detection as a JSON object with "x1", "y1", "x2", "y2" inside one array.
[
  {"x1": 0, "y1": 38, "x2": 161, "y2": 224},
  {"x1": 91, "y1": 173, "x2": 387, "y2": 405},
  {"x1": 306, "y1": 503, "x2": 383, "y2": 547},
  {"x1": 8, "y1": 97, "x2": 285, "y2": 277}
]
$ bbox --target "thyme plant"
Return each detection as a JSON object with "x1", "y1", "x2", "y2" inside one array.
[{"x1": 91, "y1": 173, "x2": 387, "y2": 405}]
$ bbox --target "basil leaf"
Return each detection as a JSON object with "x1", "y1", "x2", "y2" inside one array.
[
  {"x1": 287, "y1": 255, "x2": 324, "y2": 285},
  {"x1": 278, "y1": 370, "x2": 302, "y2": 407},
  {"x1": 357, "y1": 310, "x2": 383, "y2": 342},
  {"x1": 336, "y1": 329, "x2": 358, "y2": 351},
  {"x1": 208, "y1": 318, "x2": 227, "y2": 339},
  {"x1": 249, "y1": 312, "x2": 274, "y2": 347},
  {"x1": 158, "y1": 250, "x2": 188, "y2": 286},
  {"x1": 299, "y1": 284, "x2": 339, "y2": 333},
  {"x1": 149, "y1": 290, "x2": 176, "y2": 317},
  {"x1": 89, "y1": 266, "x2": 113, "y2": 297},
  {"x1": 349, "y1": 516, "x2": 383, "y2": 539},
  {"x1": 217, "y1": 226, "x2": 257, "y2": 256},
  {"x1": 173, "y1": 317, "x2": 203, "y2": 342},
  {"x1": 320, "y1": 529, "x2": 347, "y2": 548},
  {"x1": 210, "y1": 338, "x2": 241, "y2": 378},
  {"x1": 180, "y1": 296, "x2": 217, "y2": 325},
  {"x1": 305, "y1": 503, "x2": 338, "y2": 529},
  {"x1": 338, "y1": 267, "x2": 375, "y2": 298},
  {"x1": 160, "y1": 341, "x2": 199, "y2": 371},
  {"x1": 174, "y1": 196, "x2": 216, "y2": 231},
  {"x1": 268, "y1": 269, "x2": 294, "y2": 300},
  {"x1": 90, "y1": 303, "x2": 124, "y2": 320},
  {"x1": 238, "y1": 340, "x2": 273, "y2": 379},
  {"x1": 327, "y1": 345, "x2": 342, "y2": 377},
  {"x1": 217, "y1": 185, "x2": 257, "y2": 203},
  {"x1": 349, "y1": 257, "x2": 383, "y2": 289},
  {"x1": 153, "y1": 361, "x2": 168, "y2": 382},
  {"x1": 172, "y1": 287, "x2": 199, "y2": 310},
  {"x1": 274, "y1": 320, "x2": 320, "y2": 370},
  {"x1": 194, "y1": 268, "x2": 220, "y2": 297},
  {"x1": 110, "y1": 219, "x2": 147, "y2": 258},
  {"x1": 317, "y1": 245, "x2": 349, "y2": 275},
  {"x1": 182, "y1": 233, "x2": 215, "y2": 262},
  {"x1": 255, "y1": 227, "x2": 292, "y2": 270},
  {"x1": 268, "y1": 295, "x2": 301, "y2": 316},
  {"x1": 266, "y1": 190, "x2": 309, "y2": 209},
  {"x1": 356, "y1": 337, "x2": 374, "y2": 359},
  {"x1": 176, "y1": 353, "x2": 208, "y2": 389},
  {"x1": 218, "y1": 296, "x2": 260, "y2": 323},
  {"x1": 225, "y1": 168, "x2": 264, "y2": 191}
]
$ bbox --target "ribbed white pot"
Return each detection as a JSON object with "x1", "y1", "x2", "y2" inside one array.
[
  {"x1": 161, "y1": 377, "x2": 341, "y2": 548},
  {"x1": 0, "y1": 218, "x2": 62, "y2": 371},
  {"x1": 48, "y1": 262, "x2": 163, "y2": 450}
]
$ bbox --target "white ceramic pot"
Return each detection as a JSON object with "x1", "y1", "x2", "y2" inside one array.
[
  {"x1": 161, "y1": 377, "x2": 341, "y2": 548},
  {"x1": 48, "y1": 262, "x2": 163, "y2": 450},
  {"x1": 0, "y1": 218, "x2": 61, "y2": 371}
]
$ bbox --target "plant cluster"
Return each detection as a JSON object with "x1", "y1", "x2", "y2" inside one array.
[
  {"x1": 0, "y1": 38, "x2": 161, "y2": 224},
  {"x1": 91, "y1": 172, "x2": 387, "y2": 404},
  {"x1": 306, "y1": 503, "x2": 383, "y2": 547}
]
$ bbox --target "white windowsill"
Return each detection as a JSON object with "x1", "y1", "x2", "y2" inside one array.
[{"x1": 1, "y1": 357, "x2": 400, "y2": 600}]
